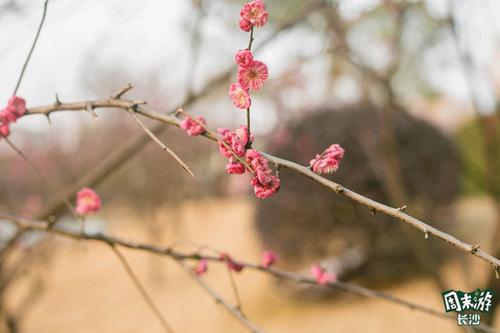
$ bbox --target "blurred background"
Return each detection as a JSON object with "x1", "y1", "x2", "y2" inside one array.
[{"x1": 0, "y1": 0, "x2": 500, "y2": 332}]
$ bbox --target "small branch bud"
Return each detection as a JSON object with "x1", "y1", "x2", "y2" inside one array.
[{"x1": 469, "y1": 245, "x2": 480, "y2": 253}]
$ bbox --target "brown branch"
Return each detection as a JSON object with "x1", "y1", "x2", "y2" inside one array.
[
  {"x1": 1, "y1": 212, "x2": 497, "y2": 333},
  {"x1": 128, "y1": 108, "x2": 194, "y2": 178},
  {"x1": 24, "y1": 98, "x2": 500, "y2": 273},
  {"x1": 0, "y1": 0, "x2": 329, "y2": 261}
]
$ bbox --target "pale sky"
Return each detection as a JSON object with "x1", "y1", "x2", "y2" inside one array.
[{"x1": 0, "y1": 0, "x2": 498, "y2": 146}]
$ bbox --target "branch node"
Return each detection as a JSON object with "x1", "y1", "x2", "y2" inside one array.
[
  {"x1": 424, "y1": 230, "x2": 429, "y2": 239},
  {"x1": 174, "y1": 108, "x2": 184, "y2": 117},
  {"x1": 469, "y1": 245, "x2": 480, "y2": 253},
  {"x1": 111, "y1": 83, "x2": 134, "y2": 99},
  {"x1": 397, "y1": 205, "x2": 407, "y2": 212},
  {"x1": 370, "y1": 207, "x2": 376, "y2": 215},
  {"x1": 85, "y1": 102, "x2": 98, "y2": 119},
  {"x1": 334, "y1": 184, "x2": 344, "y2": 193}
]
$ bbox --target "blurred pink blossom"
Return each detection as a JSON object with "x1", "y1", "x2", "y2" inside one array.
[
  {"x1": 194, "y1": 259, "x2": 208, "y2": 276},
  {"x1": 75, "y1": 187, "x2": 101, "y2": 216},
  {"x1": 220, "y1": 253, "x2": 244, "y2": 273},
  {"x1": 310, "y1": 264, "x2": 337, "y2": 286},
  {"x1": 261, "y1": 250, "x2": 278, "y2": 268}
]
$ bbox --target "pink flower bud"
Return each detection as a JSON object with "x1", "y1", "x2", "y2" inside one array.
[
  {"x1": 7, "y1": 96, "x2": 26, "y2": 118},
  {"x1": 235, "y1": 49, "x2": 254, "y2": 67},
  {"x1": 310, "y1": 264, "x2": 337, "y2": 286},
  {"x1": 75, "y1": 187, "x2": 101, "y2": 216},
  {"x1": 194, "y1": 259, "x2": 208, "y2": 276},
  {"x1": 261, "y1": 250, "x2": 278, "y2": 268},
  {"x1": 180, "y1": 116, "x2": 206, "y2": 136},
  {"x1": 220, "y1": 253, "x2": 244, "y2": 273},
  {"x1": 226, "y1": 160, "x2": 246, "y2": 174},
  {"x1": 239, "y1": 18, "x2": 253, "y2": 32},
  {"x1": 310, "y1": 144, "x2": 345, "y2": 174}
]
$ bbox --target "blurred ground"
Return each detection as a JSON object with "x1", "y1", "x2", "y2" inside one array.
[{"x1": 5, "y1": 197, "x2": 500, "y2": 333}]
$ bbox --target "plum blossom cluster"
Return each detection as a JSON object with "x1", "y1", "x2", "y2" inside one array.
[
  {"x1": 75, "y1": 187, "x2": 101, "y2": 216},
  {"x1": 238, "y1": 0, "x2": 268, "y2": 32},
  {"x1": 180, "y1": 115, "x2": 206, "y2": 136},
  {"x1": 217, "y1": 127, "x2": 279, "y2": 198},
  {"x1": 229, "y1": 1, "x2": 269, "y2": 109},
  {"x1": 310, "y1": 144, "x2": 345, "y2": 175},
  {"x1": 310, "y1": 264, "x2": 337, "y2": 286},
  {"x1": 0, "y1": 96, "x2": 27, "y2": 138}
]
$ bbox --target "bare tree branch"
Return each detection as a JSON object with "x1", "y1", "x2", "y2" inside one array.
[
  {"x1": 1, "y1": 212, "x2": 497, "y2": 333},
  {"x1": 23, "y1": 97, "x2": 500, "y2": 273}
]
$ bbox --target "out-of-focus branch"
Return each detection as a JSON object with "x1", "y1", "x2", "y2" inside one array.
[
  {"x1": 109, "y1": 244, "x2": 175, "y2": 333},
  {"x1": 1, "y1": 212, "x2": 498, "y2": 333},
  {"x1": 12, "y1": 0, "x2": 49, "y2": 96},
  {"x1": 23, "y1": 97, "x2": 500, "y2": 273},
  {"x1": 177, "y1": 260, "x2": 265, "y2": 333}
]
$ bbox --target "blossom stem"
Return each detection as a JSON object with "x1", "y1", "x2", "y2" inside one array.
[
  {"x1": 245, "y1": 108, "x2": 252, "y2": 149},
  {"x1": 248, "y1": 26, "x2": 254, "y2": 50},
  {"x1": 245, "y1": 26, "x2": 254, "y2": 149}
]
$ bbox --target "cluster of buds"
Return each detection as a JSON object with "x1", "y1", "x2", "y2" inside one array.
[{"x1": 0, "y1": 96, "x2": 27, "y2": 138}]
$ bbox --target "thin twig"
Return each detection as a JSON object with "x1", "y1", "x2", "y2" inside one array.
[
  {"x1": 128, "y1": 109, "x2": 194, "y2": 179},
  {"x1": 1, "y1": 213, "x2": 497, "y2": 333},
  {"x1": 4, "y1": 138, "x2": 74, "y2": 214},
  {"x1": 177, "y1": 260, "x2": 264, "y2": 333},
  {"x1": 227, "y1": 268, "x2": 243, "y2": 311},
  {"x1": 12, "y1": 0, "x2": 49, "y2": 96},
  {"x1": 108, "y1": 244, "x2": 175, "y2": 333}
]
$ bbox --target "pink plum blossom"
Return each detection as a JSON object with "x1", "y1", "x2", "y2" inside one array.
[
  {"x1": 261, "y1": 250, "x2": 278, "y2": 268},
  {"x1": 75, "y1": 187, "x2": 101, "y2": 216},
  {"x1": 235, "y1": 49, "x2": 254, "y2": 67},
  {"x1": 238, "y1": 60, "x2": 268, "y2": 91},
  {"x1": 229, "y1": 82, "x2": 251, "y2": 109},
  {"x1": 246, "y1": 149, "x2": 280, "y2": 199},
  {"x1": 226, "y1": 158, "x2": 246, "y2": 174},
  {"x1": 310, "y1": 264, "x2": 337, "y2": 286},
  {"x1": 251, "y1": 174, "x2": 280, "y2": 199},
  {"x1": 180, "y1": 115, "x2": 206, "y2": 136},
  {"x1": 220, "y1": 253, "x2": 244, "y2": 273},
  {"x1": 194, "y1": 259, "x2": 208, "y2": 276},
  {"x1": 309, "y1": 144, "x2": 345, "y2": 174},
  {"x1": 0, "y1": 122, "x2": 10, "y2": 138},
  {"x1": 7, "y1": 96, "x2": 26, "y2": 118},
  {"x1": 218, "y1": 126, "x2": 253, "y2": 158},
  {"x1": 239, "y1": 18, "x2": 253, "y2": 32},
  {"x1": 240, "y1": 0, "x2": 269, "y2": 28}
]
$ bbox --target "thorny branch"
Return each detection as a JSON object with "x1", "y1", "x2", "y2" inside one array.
[
  {"x1": 23, "y1": 94, "x2": 500, "y2": 275},
  {"x1": 1, "y1": 212, "x2": 497, "y2": 333}
]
